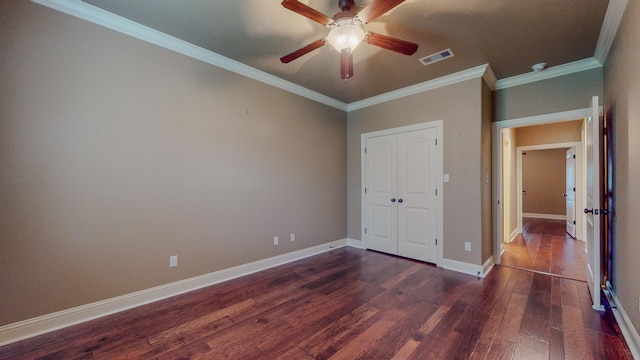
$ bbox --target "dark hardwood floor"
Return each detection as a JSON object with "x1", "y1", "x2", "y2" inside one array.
[
  {"x1": 501, "y1": 218, "x2": 587, "y2": 281},
  {"x1": 1, "y1": 247, "x2": 632, "y2": 359}
]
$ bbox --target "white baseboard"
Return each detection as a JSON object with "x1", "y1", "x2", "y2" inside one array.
[
  {"x1": 0, "y1": 238, "x2": 350, "y2": 346},
  {"x1": 482, "y1": 257, "x2": 495, "y2": 277},
  {"x1": 442, "y1": 258, "x2": 489, "y2": 277},
  {"x1": 0, "y1": 238, "x2": 509, "y2": 347},
  {"x1": 346, "y1": 238, "x2": 365, "y2": 249},
  {"x1": 606, "y1": 287, "x2": 640, "y2": 359},
  {"x1": 509, "y1": 229, "x2": 519, "y2": 242},
  {"x1": 523, "y1": 213, "x2": 566, "y2": 220}
]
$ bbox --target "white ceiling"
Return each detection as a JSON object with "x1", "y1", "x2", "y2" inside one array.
[{"x1": 43, "y1": 0, "x2": 615, "y2": 105}]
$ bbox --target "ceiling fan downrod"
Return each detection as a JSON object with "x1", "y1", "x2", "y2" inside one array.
[{"x1": 338, "y1": 0, "x2": 356, "y2": 12}]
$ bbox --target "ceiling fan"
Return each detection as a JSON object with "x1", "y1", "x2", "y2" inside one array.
[{"x1": 280, "y1": 0, "x2": 418, "y2": 80}]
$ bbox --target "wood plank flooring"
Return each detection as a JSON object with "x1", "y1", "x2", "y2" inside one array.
[
  {"x1": 1, "y1": 247, "x2": 632, "y2": 359},
  {"x1": 501, "y1": 218, "x2": 587, "y2": 281}
]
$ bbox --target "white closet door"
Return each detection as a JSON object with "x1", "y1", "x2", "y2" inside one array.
[
  {"x1": 365, "y1": 134, "x2": 398, "y2": 255},
  {"x1": 364, "y1": 126, "x2": 440, "y2": 264},
  {"x1": 397, "y1": 128, "x2": 438, "y2": 263}
]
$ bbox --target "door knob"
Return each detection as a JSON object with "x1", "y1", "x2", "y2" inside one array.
[
  {"x1": 391, "y1": 198, "x2": 396, "y2": 202},
  {"x1": 398, "y1": 198, "x2": 403, "y2": 203},
  {"x1": 584, "y1": 208, "x2": 593, "y2": 214}
]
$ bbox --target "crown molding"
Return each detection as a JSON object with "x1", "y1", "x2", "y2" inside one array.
[
  {"x1": 31, "y1": 0, "x2": 620, "y2": 111},
  {"x1": 494, "y1": 58, "x2": 602, "y2": 90},
  {"x1": 31, "y1": 0, "x2": 349, "y2": 111},
  {"x1": 30, "y1": 0, "x2": 494, "y2": 112},
  {"x1": 347, "y1": 64, "x2": 490, "y2": 111},
  {"x1": 594, "y1": 0, "x2": 629, "y2": 63},
  {"x1": 482, "y1": 64, "x2": 498, "y2": 91}
]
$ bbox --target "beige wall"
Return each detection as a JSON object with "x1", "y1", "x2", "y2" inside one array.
[
  {"x1": 603, "y1": 0, "x2": 640, "y2": 337},
  {"x1": 516, "y1": 122, "x2": 582, "y2": 218},
  {"x1": 494, "y1": 68, "x2": 603, "y2": 121},
  {"x1": 516, "y1": 120, "x2": 583, "y2": 147},
  {"x1": 521, "y1": 149, "x2": 567, "y2": 215},
  {"x1": 0, "y1": 1, "x2": 347, "y2": 325},
  {"x1": 481, "y1": 82, "x2": 493, "y2": 262},
  {"x1": 347, "y1": 78, "x2": 488, "y2": 266}
]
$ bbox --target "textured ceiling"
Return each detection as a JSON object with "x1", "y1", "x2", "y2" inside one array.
[{"x1": 81, "y1": 0, "x2": 609, "y2": 103}]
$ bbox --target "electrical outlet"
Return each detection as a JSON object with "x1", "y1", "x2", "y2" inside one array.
[
  {"x1": 290, "y1": 233, "x2": 295, "y2": 242},
  {"x1": 274, "y1": 236, "x2": 279, "y2": 246},
  {"x1": 169, "y1": 255, "x2": 178, "y2": 268},
  {"x1": 464, "y1": 242, "x2": 471, "y2": 251}
]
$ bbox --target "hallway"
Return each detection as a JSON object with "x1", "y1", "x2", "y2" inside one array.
[{"x1": 501, "y1": 218, "x2": 587, "y2": 281}]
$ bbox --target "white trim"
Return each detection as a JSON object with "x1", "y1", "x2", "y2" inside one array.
[
  {"x1": 31, "y1": 0, "x2": 348, "y2": 111},
  {"x1": 30, "y1": 0, "x2": 611, "y2": 110},
  {"x1": 482, "y1": 65, "x2": 498, "y2": 90},
  {"x1": 347, "y1": 65, "x2": 491, "y2": 111},
  {"x1": 606, "y1": 287, "x2": 640, "y2": 359},
  {"x1": 495, "y1": 108, "x2": 601, "y2": 129},
  {"x1": 522, "y1": 213, "x2": 566, "y2": 220},
  {"x1": 0, "y1": 234, "x2": 496, "y2": 346},
  {"x1": 30, "y1": 0, "x2": 494, "y2": 113},
  {"x1": 442, "y1": 258, "x2": 487, "y2": 278},
  {"x1": 0, "y1": 238, "x2": 349, "y2": 346},
  {"x1": 509, "y1": 228, "x2": 519, "y2": 243},
  {"x1": 493, "y1": 109, "x2": 594, "y2": 266},
  {"x1": 360, "y1": 120, "x2": 444, "y2": 267},
  {"x1": 494, "y1": 58, "x2": 602, "y2": 90},
  {"x1": 594, "y1": 0, "x2": 629, "y2": 64},
  {"x1": 482, "y1": 257, "x2": 495, "y2": 277},
  {"x1": 346, "y1": 238, "x2": 365, "y2": 249}
]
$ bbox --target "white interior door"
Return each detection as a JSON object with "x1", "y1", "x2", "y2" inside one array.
[
  {"x1": 585, "y1": 95, "x2": 603, "y2": 311},
  {"x1": 565, "y1": 147, "x2": 576, "y2": 237},
  {"x1": 365, "y1": 134, "x2": 398, "y2": 255},
  {"x1": 397, "y1": 129, "x2": 438, "y2": 263}
]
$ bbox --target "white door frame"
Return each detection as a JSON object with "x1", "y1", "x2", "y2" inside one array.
[
  {"x1": 361, "y1": 120, "x2": 444, "y2": 266},
  {"x1": 502, "y1": 134, "x2": 512, "y2": 244},
  {"x1": 516, "y1": 142, "x2": 582, "y2": 234},
  {"x1": 565, "y1": 147, "x2": 577, "y2": 238},
  {"x1": 492, "y1": 107, "x2": 599, "y2": 266}
]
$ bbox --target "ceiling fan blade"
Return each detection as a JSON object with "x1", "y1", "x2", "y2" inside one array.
[
  {"x1": 367, "y1": 32, "x2": 418, "y2": 55},
  {"x1": 281, "y1": 0, "x2": 333, "y2": 26},
  {"x1": 280, "y1": 39, "x2": 326, "y2": 63},
  {"x1": 340, "y1": 49, "x2": 354, "y2": 80},
  {"x1": 355, "y1": 0, "x2": 405, "y2": 24}
]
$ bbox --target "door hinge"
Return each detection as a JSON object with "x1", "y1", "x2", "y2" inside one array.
[
  {"x1": 573, "y1": 154, "x2": 576, "y2": 159},
  {"x1": 364, "y1": 187, "x2": 367, "y2": 194},
  {"x1": 364, "y1": 227, "x2": 367, "y2": 234},
  {"x1": 435, "y1": 139, "x2": 438, "y2": 146},
  {"x1": 573, "y1": 220, "x2": 576, "y2": 224},
  {"x1": 435, "y1": 189, "x2": 438, "y2": 196},
  {"x1": 573, "y1": 187, "x2": 576, "y2": 192},
  {"x1": 364, "y1": 147, "x2": 367, "y2": 154},
  {"x1": 435, "y1": 238, "x2": 438, "y2": 246}
]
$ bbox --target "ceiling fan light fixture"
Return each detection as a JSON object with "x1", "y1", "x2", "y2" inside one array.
[{"x1": 326, "y1": 19, "x2": 365, "y2": 52}]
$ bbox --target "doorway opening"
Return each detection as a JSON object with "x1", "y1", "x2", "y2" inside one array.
[{"x1": 493, "y1": 111, "x2": 589, "y2": 281}]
